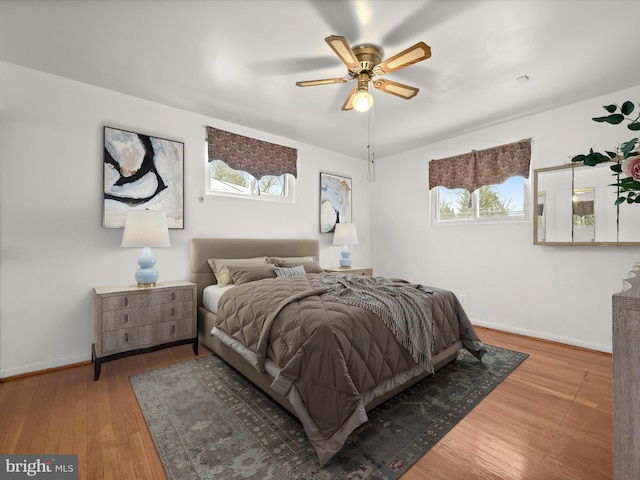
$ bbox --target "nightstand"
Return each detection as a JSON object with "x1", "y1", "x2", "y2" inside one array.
[
  {"x1": 324, "y1": 267, "x2": 373, "y2": 276},
  {"x1": 92, "y1": 280, "x2": 197, "y2": 380}
]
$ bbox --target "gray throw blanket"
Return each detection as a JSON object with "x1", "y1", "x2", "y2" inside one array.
[{"x1": 312, "y1": 274, "x2": 437, "y2": 373}]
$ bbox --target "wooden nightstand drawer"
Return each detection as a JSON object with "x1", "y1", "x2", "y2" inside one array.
[
  {"x1": 102, "y1": 328, "x2": 133, "y2": 352},
  {"x1": 102, "y1": 293, "x2": 149, "y2": 311},
  {"x1": 102, "y1": 306, "x2": 148, "y2": 332},
  {"x1": 324, "y1": 267, "x2": 373, "y2": 276},
  {"x1": 146, "y1": 301, "x2": 193, "y2": 323},
  {"x1": 93, "y1": 280, "x2": 198, "y2": 380},
  {"x1": 157, "y1": 317, "x2": 194, "y2": 340},
  {"x1": 148, "y1": 288, "x2": 193, "y2": 305}
]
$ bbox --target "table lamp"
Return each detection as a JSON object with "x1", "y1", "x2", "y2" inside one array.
[
  {"x1": 332, "y1": 222, "x2": 358, "y2": 268},
  {"x1": 121, "y1": 209, "x2": 171, "y2": 286}
]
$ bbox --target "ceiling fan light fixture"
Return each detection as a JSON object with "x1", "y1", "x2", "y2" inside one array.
[
  {"x1": 352, "y1": 72, "x2": 373, "y2": 112},
  {"x1": 353, "y1": 89, "x2": 373, "y2": 112}
]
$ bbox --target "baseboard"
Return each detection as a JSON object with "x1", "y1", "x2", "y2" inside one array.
[
  {"x1": 472, "y1": 319, "x2": 612, "y2": 354},
  {"x1": 0, "y1": 353, "x2": 91, "y2": 381}
]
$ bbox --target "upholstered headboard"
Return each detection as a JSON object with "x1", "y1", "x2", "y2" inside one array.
[{"x1": 189, "y1": 238, "x2": 320, "y2": 309}]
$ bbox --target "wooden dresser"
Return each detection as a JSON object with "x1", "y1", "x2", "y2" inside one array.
[
  {"x1": 92, "y1": 280, "x2": 197, "y2": 380},
  {"x1": 612, "y1": 290, "x2": 640, "y2": 480},
  {"x1": 611, "y1": 262, "x2": 640, "y2": 479}
]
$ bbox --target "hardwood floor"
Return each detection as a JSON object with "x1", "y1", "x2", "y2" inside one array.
[
  {"x1": 0, "y1": 327, "x2": 612, "y2": 479},
  {"x1": 404, "y1": 328, "x2": 613, "y2": 480}
]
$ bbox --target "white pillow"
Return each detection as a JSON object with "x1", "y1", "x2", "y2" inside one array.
[{"x1": 207, "y1": 256, "x2": 269, "y2": 285}]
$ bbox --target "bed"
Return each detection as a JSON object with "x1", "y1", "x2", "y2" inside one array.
[{"x1": 190, "y1": 238, "x2": 486, "y2": 466}]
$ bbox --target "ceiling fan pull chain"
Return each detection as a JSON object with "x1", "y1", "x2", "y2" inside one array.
[{"x1": 367, "y1": 105, "x2": 376, "y2": 182}]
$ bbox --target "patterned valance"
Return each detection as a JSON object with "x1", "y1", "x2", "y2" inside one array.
[
  {"x1": 206, "y1": 126, "x2": 298, "y2": 179},
  {"x1": 429, "y1": 138, "x2": 531, "y2": 192}
]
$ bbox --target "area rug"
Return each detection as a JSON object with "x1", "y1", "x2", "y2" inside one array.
[{"x1": 130, "y1": 344, "x2": 527, "y2": 480}]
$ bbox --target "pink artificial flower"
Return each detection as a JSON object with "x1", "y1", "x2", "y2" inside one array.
[{"x1": 622, "y1": 155, "x2": 640, "y2": 181}]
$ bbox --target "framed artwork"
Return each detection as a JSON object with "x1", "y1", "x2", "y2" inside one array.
[
  {"x1": 103, "y1": 126, "x2": 184, "y2": 228},
  {"x1": 319, "y1": 172, "x2": 352, "y2": 233}
]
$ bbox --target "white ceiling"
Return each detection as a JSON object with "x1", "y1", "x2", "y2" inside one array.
[{"x1": 2, "y1": 0, "x2": 640, "y2": 159}]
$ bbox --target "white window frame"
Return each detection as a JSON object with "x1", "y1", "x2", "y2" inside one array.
[
  {"x1": 205, "y1": 159, "x2": 295, "y2": 203},
  {"x1": 431, "y1": 177, "x2": 529, "y2": 225}
]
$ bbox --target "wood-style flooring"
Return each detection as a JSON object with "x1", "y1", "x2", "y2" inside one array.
[{"x1": 0, "y1": 327, "x2": 613, "y2": 479}]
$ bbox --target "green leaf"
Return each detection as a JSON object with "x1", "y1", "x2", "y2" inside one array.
[
  {"x1": 582, "y1": 151, "x2": 608, "y2": 166},
  {"x1": 621, "y1": 139, "x2": 638, "y2": 157},
  {"x1": 635, "y1": 196, "x2": 640, "y2": 203},
  {"x1": 610, "y1": 163, "x2": 623, "y2": 173},
  {"x1": 609, "y1": 114, "x2": 626, "y2": 124},
  {"x1": 615, "y1": 197, "x2": 626, "y2": 205},
  {"x1": 594, "y1": 114, "x2": 626, "y2": 124},
  {"x1": 604, "y1": 104, "x2": 618, "y2": 113},
  {"x1": 618, "y1": 178, "x2": 640, "y2": 191},
  {"x1": 606, "y1": 150, "x2": 618, "y2": 158},
  {"x1": 628, "y1": 122, "x2": 640, "y2": 131},
  {"x1": 621, "y1": 101, "x2": 635, "y2": 115},
  {"x1": 571, "y1": 154, "x2": 586, "y2": 163}
]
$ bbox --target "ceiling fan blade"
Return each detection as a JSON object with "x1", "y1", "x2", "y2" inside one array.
[
  {"x1": 341, "y1": 87, "x2": 357, "y2": 110},
  {"x1": 373, "y1": 79, "x2": 419, "y2": 99},
  {"x1": 296, "y1": 77, "x2": 350, "y2": 87},
  {"x1": 325, "y1": 35, "x2": 361, "y2": 73},
  {"x1": 373, "y1": 42, "x2": 431, "y2": 75}
]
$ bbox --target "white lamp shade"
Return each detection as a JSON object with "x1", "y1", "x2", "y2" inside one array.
[
  {"x1": 333, "y1": 223, "x2": 359, "y2": 246},
  {"x1": 121, "y1": 210, "x2": 171, "y2": 247}
]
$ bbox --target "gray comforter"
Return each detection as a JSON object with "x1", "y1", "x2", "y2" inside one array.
[{"x1": 215, "y1": 273, "x2": 485, "y2": 465}]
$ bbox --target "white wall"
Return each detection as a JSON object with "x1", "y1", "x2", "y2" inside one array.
[
  {"x1": 0, "y1": 61, "x2": 371, "y2": 377},
  {"x1": 370, "y1": 84, "x2": 640, "y2": 353}
]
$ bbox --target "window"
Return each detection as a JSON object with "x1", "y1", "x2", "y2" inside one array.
[
  {"x1": 207, "y1": 159, "x2": 294, "y2": 202},
  {"x1": 205, "y1": 126, "x2": 297, "y2": 202},
  {"x1": 434, "y1": 176, "x2": 527, "y2": 223},
  {"x1": 429, "y1": 138, "x2": 531, "y2": 224}
]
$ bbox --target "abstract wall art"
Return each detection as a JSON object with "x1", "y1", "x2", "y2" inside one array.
[
  {"x1": 319, "y1": 172, "x2": 352, "y2": 233},
  {"x1": 103, "y1": 126, "x2": 184, "y2": 228}
]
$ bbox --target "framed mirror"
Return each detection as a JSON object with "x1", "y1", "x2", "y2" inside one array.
[{"x1": 533, "y1": 162, "x2": 640, "y2": 246}]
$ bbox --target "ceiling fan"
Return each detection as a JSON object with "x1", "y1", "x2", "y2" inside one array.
[{"x1": 296, "y1": 35, "x2": 431, "y2": 112}]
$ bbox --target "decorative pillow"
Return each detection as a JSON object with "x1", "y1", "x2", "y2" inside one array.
[
  {"x1": 268, "y1": 256, "x2": 316, "y2": 264},
  {"x1": 277, "y1": 261, "x2": 324, "y2": 274},
  {"x1": 227, "y1": 264, "x2": 276, "y2": 285},
  {"x1": 207, "y1": 256, "x2": 269, "y2": 285},
  {"x1": 273, "y1": 265, "x2": 306, "y2": 277}
]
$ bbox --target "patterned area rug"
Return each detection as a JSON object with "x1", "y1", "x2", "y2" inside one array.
[{"x1": 130, "y1": 344, "x2": 527, "y2": 480}]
